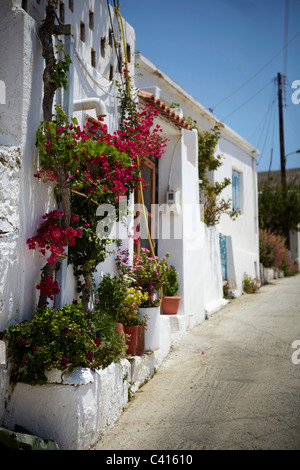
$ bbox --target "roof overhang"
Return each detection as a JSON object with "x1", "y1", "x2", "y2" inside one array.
[{"x1": 135, "y1": 53, "x2": 260, "y2": 158}]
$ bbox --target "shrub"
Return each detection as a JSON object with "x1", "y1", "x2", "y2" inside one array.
[
  {"x1": 3, "y1": 301, "x2": 126, "y2": 385},
  {"x1": 243, "y1": 273, "x2": 261, "y2": 294},
  {"x1": 96, "y1": 274, "x2": 127, "y2": 321},
  {"x1": 223, "y1": 281, "x2": 233, "y2": 299},
  {"x1": 259, "y1": 228, "x2": 299, "y2": 276},
  {"x1": 96, "y1": 274, "x2": 148, "y2": 326},
  {"x1": 162, "y1": 265, "x2": 179, "y2": 297}
]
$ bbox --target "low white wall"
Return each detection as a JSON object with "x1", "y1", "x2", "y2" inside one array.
[
  {"x1": 260, "y1": 265, "x2": 284, "y2": 284},
  {"x1": 3, "y1": 306, "x2": 220, "y2": 449},
  {"x1": 5, "y1": 360, "x2": 131, "y2": 450}
]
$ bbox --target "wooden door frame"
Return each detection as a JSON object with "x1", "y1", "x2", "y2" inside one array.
[{"x1": 134, "y1": 158, "x2": 156, "y2": 253}]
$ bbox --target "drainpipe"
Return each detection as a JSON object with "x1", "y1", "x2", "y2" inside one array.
[{"x1": 73, "y1": 97, "x2": 107, "y2": 118}]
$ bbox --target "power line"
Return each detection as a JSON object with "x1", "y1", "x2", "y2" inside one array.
[
  {"x1": 268, "y1": 95, "x2": 277, "y2": 176},
  {"x1": 257, "y1": 96, "x2": 276, "y2": 166},
  {"x1": 248, "y1": 79, "x2": 277, "y2": 143},
  {"x1": 220, "y1": 79, "x2": 273, "y2": 121},
  {"x1": 211, "y1": 29, "x2": 300, "y2": 111}
]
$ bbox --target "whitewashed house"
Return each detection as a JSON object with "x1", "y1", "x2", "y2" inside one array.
[
  {"x1": 135, "y1": 53, "x2": 260, "y2": 298},
  {"x1": 0, "y1": 0, "x2": 259, "y2": 449}
]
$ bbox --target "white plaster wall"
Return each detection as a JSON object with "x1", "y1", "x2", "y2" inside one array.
[
  {"x1": 5, "y1": 360, "x2": 131, "y2": 450},
  {"x1": 0, "y1": 0, "x2": 136, "y2": 427},
  {"x1": 214, "y1": 136, "x2": 260, "y2": 289},
  {"x1": 290, "y1": 226, "x2": 300, "y2": 267},
  {"x1": 0, "y1": 0, "x2": 137, "y2": 326},
  {"x1": 155, "y1": 125, "x2": 223, "y2": 331},
  {"x1": 135, "y1": 54, "x2": 260, "y2": 293},
  {"x1": 62, "y1": 0, "x2": 136, "y2": 293},
  {"x1": 202, "y1": 225, "x2": 227, "y2": 315}
]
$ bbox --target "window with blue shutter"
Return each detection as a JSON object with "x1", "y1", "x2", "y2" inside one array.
[{"x1": 232, "y1": 170, "x2": 240, "y2": 211}]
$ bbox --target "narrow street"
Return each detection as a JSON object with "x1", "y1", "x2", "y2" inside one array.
[{"x1": 92, "y1": 275, "x2": 300, "y2": 451}]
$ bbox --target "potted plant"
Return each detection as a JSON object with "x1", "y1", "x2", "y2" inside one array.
[
  {"x1": 116, "y1": 248, "x2": 170, "y2": 351},
  {"x1": 96, "y1": 275, "x2": 148, "y2": 356},
  {"x1": 161, "y1": 265, "x2": 181, "y2": 315},
  {"x1": 96, "y1": 274, "x2": 127, "y2": 335},
  {"x1": 117, "y1": 287, "x2": 148, "y2": 356}
]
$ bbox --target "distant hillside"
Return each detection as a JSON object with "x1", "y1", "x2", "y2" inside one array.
[{"x1": 258, "y1": 168, "x2": 300, "y2": 188}]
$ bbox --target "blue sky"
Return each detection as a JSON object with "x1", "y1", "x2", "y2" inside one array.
[{"x1": 119, "y1": 0, "x2": 300, "y2": 174}]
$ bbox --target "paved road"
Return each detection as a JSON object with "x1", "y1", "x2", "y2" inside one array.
[{"x1": 92, "y1": 275, "x2": 300, "y2": 450}]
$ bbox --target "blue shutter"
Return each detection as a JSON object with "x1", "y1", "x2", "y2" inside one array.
[
  {"x1": 232, "y1": 170, "x2": 239, "y2": 211},
  {"x1": 219, "y1": 233, "x2": 227, "y2": 280}
]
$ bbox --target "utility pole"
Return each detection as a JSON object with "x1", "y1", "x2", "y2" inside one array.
[
  {"x1": 277, "y1": 72, "x2": 290, "y2": 249},
  {"x1": 277, "y1": 72, "x2": 287, "y2": 192}
]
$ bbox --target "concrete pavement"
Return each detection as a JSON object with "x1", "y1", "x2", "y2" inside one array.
[{"x1": 92, "y1": 275, "x2": 300, "y2": 450}]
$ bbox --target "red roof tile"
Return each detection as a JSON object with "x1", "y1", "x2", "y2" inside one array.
[{"x1": 138, "y1": 90, "x2": 192, "y2": 130}]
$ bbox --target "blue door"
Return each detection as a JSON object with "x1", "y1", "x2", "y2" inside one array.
[{"x1": 219, "y1": 233, "x2": 227, "y2": 280}]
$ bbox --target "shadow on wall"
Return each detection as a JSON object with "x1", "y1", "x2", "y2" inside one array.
[
  {"x1": 18, "y1": 19, "x2": 56, "y2": 323},
  {"x1": 226, "y1": 235, "x2": 237, "y2": 289}
]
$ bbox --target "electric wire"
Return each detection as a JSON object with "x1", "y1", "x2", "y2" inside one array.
[
  {"x1": 220, "y1": 79, "x2": 273, "y2": 121},
  {"x1": 247, "y1": 79, "x2": 276, "y2": 142},
  {"x1": 257, "y1": 95, "x2": 277, "y2": 166},
  {"x1": 211, "y1": 29, "x2": 300, "y2": 111},
  {"x1": 267, "y1": 97, "x2": 277, "y2": 176},
  {"x1": 74, "y1": 50, "x2": 116, "y2": 96},
  {"x1": 106, "y1": 0, "x2": 125, "y2": 91},
  {"x1": 283, "y1": 0, "x2": 289, "y2": 104}
]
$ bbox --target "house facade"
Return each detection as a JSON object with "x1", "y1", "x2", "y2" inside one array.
[
  {"x1": 0, "y1": 0, "x2": 260, "y2": 448},
  {"x1": 135, "y1": 53, "x2": 260, "y2": 296}
]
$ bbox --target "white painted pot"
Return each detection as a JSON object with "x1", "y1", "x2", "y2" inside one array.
[{"x1": 138, "y1": 306, "x2": 160, "y2": 351}]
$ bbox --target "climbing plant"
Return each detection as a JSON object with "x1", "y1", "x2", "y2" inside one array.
[
  {"x1": 30, "y1": 3, "x2": 168, "y2": 309},
  {"x1": 197, "y1": 125, "x2": 239, "y2": 226}
]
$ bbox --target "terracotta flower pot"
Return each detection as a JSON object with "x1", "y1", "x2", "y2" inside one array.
[
  {"x1": 136, "y1": 325, "x2": 145, "y2": 355},
  {"x1": 161, "y1": 296, "x2": 181, "y2": 315},
  {"x1": 124, "y1": 325, "x2": 139, "y2": 355}
]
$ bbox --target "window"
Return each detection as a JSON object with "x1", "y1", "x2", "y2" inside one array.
[
  {"x1": 91, "y1": 48, "x2": 96, "y2": 68},
  {"x1": 126, "y1": 43, "x2": 131, "y2": 63},
  {"x1": 89, "y1": 10, "x2": 94, "y2": 30},
  {"x1": 59, "y1": 1, "x2": 65, "y2": 23},
  {"x1": 108, "y1": 28, "x2": 113, "y2": 47},
  {"x1": 80, "y1": 22, "x2": 86, "y2": 42},
  {"x1": 109, "y1": 64, "x2": 114, "y2": 81},
  {"x1": 134, "y1": 158, "x2": 156, "y2": 253},
  {"x1": 101, "y1": 37, "x2": 106, "y2": 58},
  {"x1": 69, "y1": 0, "x2": 73, "y2": 12},
  {"x1": 118, "y1": 55, "x2": 122, "y2": 74},
  {"x1": 232, "y1": 169, "x2": 240, "y2": 212}
]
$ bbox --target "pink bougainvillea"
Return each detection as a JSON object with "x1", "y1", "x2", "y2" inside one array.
[
  {"x1": 36, "y1": 276, "x2": 60, "y2": 300},
  {"x1": 30, "y1": 91, "x2": 168, "y2": 302},
  {"x1": 27, "y1": 210, "x2": 82, "y2": 264}
]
